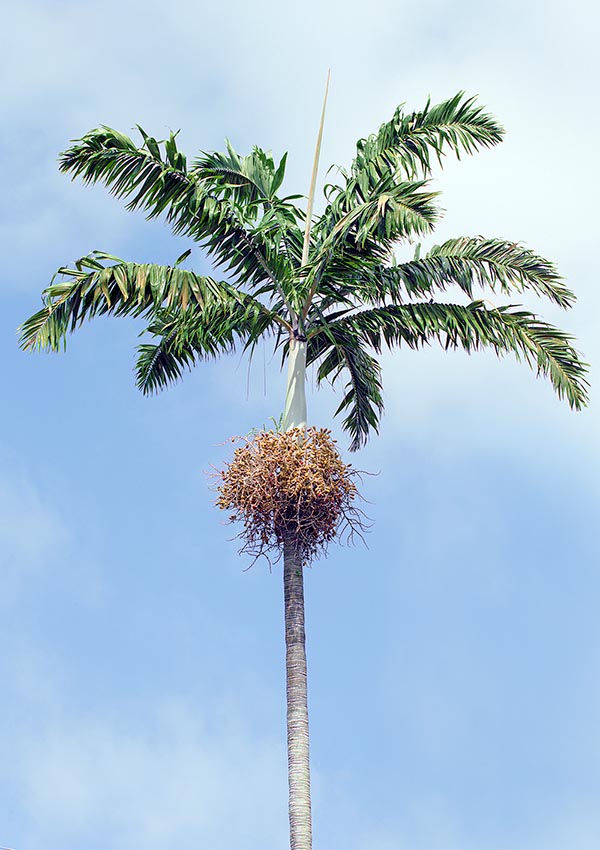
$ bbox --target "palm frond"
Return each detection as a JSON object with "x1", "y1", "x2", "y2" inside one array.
[
  {"x1": 332, "y1": 301, "x2": 587, "y2": 402},
  {"x1": 308, "y1": 177, "x2": 440, "y2": 303},
  {"x1": 136, "y1": 322, "x2": 194, "y2": 395},
  {"x1": 328, "y1": 177, "x2": 439, "y2": 246},
  {"x1": 193, "y1": 143, "x2": 289, "y2": 204},
  {"x1": 60, "y1": 126, "x2": 192, "y2": 219},
  {"x1": 351, "y1": 91, "x2": 504, "y2": 181},
  {"x1": 353, "y1": 237, "x2": 575, "y2": 308},
  {"x1": 136, "y1": 296, "x2": 276, "y2": 394},
  {"x1": 307, "y1": 323, "x2": 384, "y2": 451},
  {"x1": 18, "y1": 253, "x2": 271, "y2": 352},
  {"x1": 308, "y1": 300, "x2": 588, "y2": 447}
]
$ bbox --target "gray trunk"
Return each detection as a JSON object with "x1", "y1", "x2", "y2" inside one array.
[{"x1": 283, "y1": 531, "x2": 312, "y2": 850}]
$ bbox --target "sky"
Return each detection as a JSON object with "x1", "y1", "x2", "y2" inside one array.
[{"x1": 1, "y1": 0, "x2": 599, "y2": 848}]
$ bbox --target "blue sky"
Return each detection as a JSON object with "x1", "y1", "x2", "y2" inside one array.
[{"x1": 1, "y1": 0, "x2": 599, "y2": 848}]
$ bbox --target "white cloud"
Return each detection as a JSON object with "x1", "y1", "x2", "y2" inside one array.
[
  {"x1": 0, "y1": 460, "x2": 108, "y2": 610},
  {"x1": 8, "y1": 683, "x2": 287, "y2": 850},
  {"x1": 354, "y1": 805, "x2": 600, "y2": 850},
  {"x1": 0, "y1": 470, "x2": 68, "y2": 574}
]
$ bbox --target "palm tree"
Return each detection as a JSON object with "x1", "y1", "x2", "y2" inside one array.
[{"x1": 19, "y1": 90, "x2": 588, "y2": 850}]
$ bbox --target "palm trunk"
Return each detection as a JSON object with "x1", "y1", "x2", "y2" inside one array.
[
  {"x1": 283, "y1": 531, "x2": 312, "y2": 850},
  {"x1": 281, "y1": 335, "x2": 312, "y2": 850}
]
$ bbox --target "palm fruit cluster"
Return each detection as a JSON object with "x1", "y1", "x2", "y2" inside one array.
[{"x1": 216, "y1": 427, "x2": 363, "y2": 565}]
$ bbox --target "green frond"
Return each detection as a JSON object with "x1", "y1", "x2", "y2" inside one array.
[
  {"x1": 351, "y1": 91, "x2": 504, "y2": 181},
  {"x1": 329, "y1": 178, "x2": 439, "y2": 246},
  {"x1": 60, "y1": 126, "x2": 192, "y2": 219},
  {"x1": 479, "y1": 306, "x2": 589, "y2": 409},
  {"x1": 307, "y1": 93, "x2": 503, "y2": 285},
  {"x1": 355, "y1": 237, "x2": 575, "y2": 308},
  {"x1": 136, "y1": 297, "x2": 276, "y2": 394},
  {"x1": 190, "y1": 144, "x2": 303, "y2": 278},
  {"x1": 18, "y1": 254, "x2": 249, "y2": 352},
  {"x1": 136, "y1": 325, "x2": 194, "y2": 395},
  {"x1": 193, "y1": 144, "x2": 289, "y2": 203},
  {"x1": 307, "y1": 325, "x2": 384, "y2": 451},
  {"x1": 309, "y1": 178, "x2": 440, "y2": 295},
  {"x1": 331, "y1": 346, "x2": 384, "y2": 452},
  {"x1": 313, "y1": 301, "x2": 588, "y2": 416}
]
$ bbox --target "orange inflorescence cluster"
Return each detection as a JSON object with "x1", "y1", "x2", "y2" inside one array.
[{"x1": 216, "y1": 427, "x2": 365, "y2": 565}]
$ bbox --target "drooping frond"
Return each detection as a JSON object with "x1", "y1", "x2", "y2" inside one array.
[
  {"x1": 351, "y1": 237, "x2": 576, "y2": 308},
  {"x1": 351, "y1": 91, "x2": 504, "y2": 181},
  {"x1": 18, "y1": 252, "x2": 275, "y2": 352},
  {"x1": 308, "y1": 301, "x2": 588, "y2": 448},
  {"x1": 136, "y1": 296, "x2": 276, "y2": 393},
  {"x1": 306, "y1": 322, "x2": 384, "y2": 451},
  {"x1": 136, "y1": 318, "x2": 195, "y2": 394}
]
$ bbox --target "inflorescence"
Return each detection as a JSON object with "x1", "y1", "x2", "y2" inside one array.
[{"x1": 215, "y1": 427, "x2": 368, "y2": 566}]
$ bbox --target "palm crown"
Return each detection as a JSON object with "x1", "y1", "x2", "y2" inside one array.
[{"x1": 20, "y1": 91, "x2": 588, "y2": 449}]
